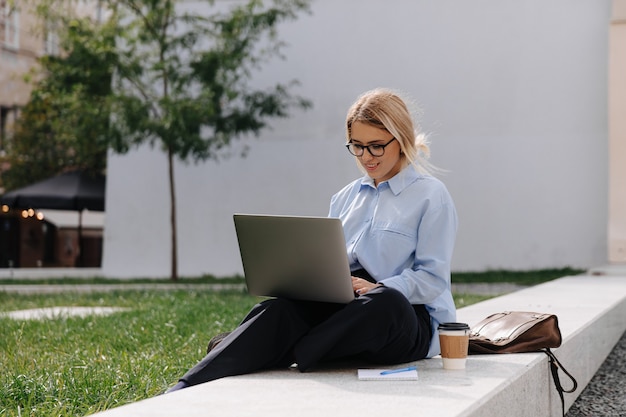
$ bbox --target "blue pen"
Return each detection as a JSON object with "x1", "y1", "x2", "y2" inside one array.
[{"x1": 380, "y1": 365, "x2": 417, "y2": 375}]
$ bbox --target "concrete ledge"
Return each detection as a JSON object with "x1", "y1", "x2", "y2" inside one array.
[
  {"x1": 456, "y1": 274, "x2": 626, "y2": 416},
  {"x1": 90, "y1": 274, "x2": 626, "y2": 417}
]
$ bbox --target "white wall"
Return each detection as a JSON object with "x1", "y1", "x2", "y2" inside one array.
[
  {"x1": 102, "y1": 0, "x2": 611, "y2": 278},
  {"x1": 609, "y1": 0, "x2": 626, "y2": 262}
]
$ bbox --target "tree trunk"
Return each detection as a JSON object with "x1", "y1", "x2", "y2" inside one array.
[{"x1": 168, "y1": 147, "x2": 178, "y2": 281}]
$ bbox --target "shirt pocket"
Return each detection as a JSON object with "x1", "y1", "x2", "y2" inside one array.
[
  {"x1": 371, "y1": 221, "x2": 417, "y2": 240},
  {"x1": 370, "y1": 221, "x2": 418, "y2": 263}
]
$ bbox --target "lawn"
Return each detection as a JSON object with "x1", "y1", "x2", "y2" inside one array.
[
  {"x1": 0, "y1": 268, "x2": 582, "y2": 417},
  {"x1": 0, "y1": 290, "x2": 261, "y2": 417}
]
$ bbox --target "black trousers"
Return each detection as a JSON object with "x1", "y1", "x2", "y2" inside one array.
[{"x1": 180, "y1": 285, "x2": 432, "y2": 387}]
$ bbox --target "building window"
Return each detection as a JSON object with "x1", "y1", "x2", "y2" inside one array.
[
  {"x1": 0, "y1": 1, "x2": 4, "y2": 45},
  {"x1": 1, "y1": 0, "x2": 19, "y2": 50},
  {"x1": 45, "y1": 26, "x2": 59, "y2": 55},
  {"x1": 1, "y1": 106, "x2": 11, "y2": 154}
]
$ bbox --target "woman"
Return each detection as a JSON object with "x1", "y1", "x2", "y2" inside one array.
[{"x1": 166, "y1": 88, "x2": 457, "y2": 393}]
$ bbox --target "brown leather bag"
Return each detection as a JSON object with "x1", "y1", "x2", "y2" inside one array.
[
  {"x1": 468, "y1": 311, "x2": 562, "y2": 353},
  {"x1": 468, "y1": 311, "x2": 577, "y2": 416}
]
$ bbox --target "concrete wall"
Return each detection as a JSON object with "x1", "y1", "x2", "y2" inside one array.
[
  {"x1": 102, "y1": 0, "x2": 612, "y2": 278},
  {"x1": 609, "y1": 0, "x2": 626, "y2": 262}
]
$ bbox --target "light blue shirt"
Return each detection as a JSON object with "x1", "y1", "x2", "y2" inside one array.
[{"x1": 329, "y1": 165, "x2": 458, "y2": 357}]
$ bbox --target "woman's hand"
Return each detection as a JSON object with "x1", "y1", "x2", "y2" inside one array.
[{"x1": 351, "y1": 277, "x2": 383, "y2": 296}]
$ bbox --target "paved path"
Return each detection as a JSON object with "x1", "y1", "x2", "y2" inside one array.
[
  {"x1": 1, "y1": 306, "x2": 129, "y2": 320},
  {"x1": 0, "y1": 283, "x2": 523, "y2": 296},
  {"x1": 0, "y1": 283, "x2": 245, "y2": 294},
  {"x1": 566, "y1": 329, "x2": 626, "y2": 416},
  {"x1": 568, "y1": 265, "x2": 626, "y2": 416}
]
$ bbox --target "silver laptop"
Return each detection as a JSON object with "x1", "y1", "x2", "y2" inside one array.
[{"x1": 233, "y1": 214, "x2": 355, "y2": 304}]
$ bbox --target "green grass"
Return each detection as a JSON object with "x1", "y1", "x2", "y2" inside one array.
[
  {"x1": 0, "y1": 268, "x2": 581, "y2": 417},
  {"x1": 0, "y1": 290, "x2": 259, "y2": 417}
]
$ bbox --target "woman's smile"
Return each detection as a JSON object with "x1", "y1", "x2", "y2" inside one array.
[{"x1": 364, "y1": 161, "x2": 379, "y2": 171}]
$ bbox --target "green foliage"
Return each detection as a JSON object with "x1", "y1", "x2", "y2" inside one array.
[
  {"x1": 105, "y1": 0, "x2": 312, "y2": 160},
  {"x1": 1, "y1": 17, "x2": 115, "y2": 191},
  {"x1": 4, "y1": 0, "x2": 312, "y2": 280},
  {"x1": 101, "y1": 0, "x2": 311, "y2": 280}
]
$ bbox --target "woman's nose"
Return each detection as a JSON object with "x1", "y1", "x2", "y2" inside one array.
[{"x1": 361, "y1": 150, "x2": 375, "y2": 161}]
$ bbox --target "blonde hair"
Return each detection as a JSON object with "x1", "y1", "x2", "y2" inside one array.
[{"x1": 345, "y1": 88, "x2": 433, "y2": 175}]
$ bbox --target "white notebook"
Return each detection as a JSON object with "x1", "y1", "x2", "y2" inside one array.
[{"x1": 357, "y1": 366, "x2": 418, "y2": 381}]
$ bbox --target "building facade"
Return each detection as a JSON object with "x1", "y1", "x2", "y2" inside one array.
[
  {"x1": 0, "y1": 0, "x2": 48, "y2": 176},
  {"x1": 0, "y1": 0, "x2": 104, "y2": 268}
]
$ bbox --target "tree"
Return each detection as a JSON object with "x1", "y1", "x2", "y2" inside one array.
[
  {"x1": 23, "y1": 0, "x2": 311, "y2": 280},
  {"x1": 111, "y1": 0, "x2": 311, "y2": 280},
  {"x1": 2, "y1": 17, "x2": 116, "y2": 191}
]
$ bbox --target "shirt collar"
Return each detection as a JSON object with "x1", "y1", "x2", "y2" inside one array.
[{"x1": 359, "y1": 165, "x2": 421, "y2": 195}]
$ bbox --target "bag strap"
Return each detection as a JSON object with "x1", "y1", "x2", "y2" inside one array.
[{"x1": 542, "y1": 348, "x2": 578, "y2": 417}]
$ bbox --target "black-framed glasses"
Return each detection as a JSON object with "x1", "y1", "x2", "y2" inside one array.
[{"x1": 345, "y1": 138, "x2": 397, "y2": 157}]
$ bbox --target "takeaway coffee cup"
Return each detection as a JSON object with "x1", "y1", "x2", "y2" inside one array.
[{"x1": 438, "y1": 322, "x2": 471, "y2": 370}]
